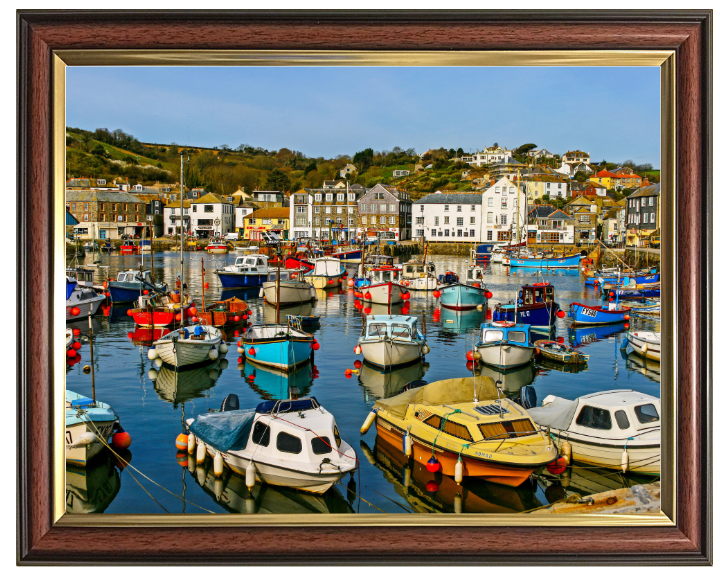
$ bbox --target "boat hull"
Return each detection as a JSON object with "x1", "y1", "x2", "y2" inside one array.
[
  {"x1": 108, "y1": 281, "x2": 168, "y2": 304},
  {"x1": 243, "y1": 332, "x2": 313, "y2": 371},
  {"x1": 66, "y1": 294, "x2": 105, "y2": 321},
  {"x1": 65, "y1": 420, "x2": 116, "y2": 466},
  {"x1": 493, "y1": 302, "x2": 557, "y2": 330},
  {"x1": 216, "y1": 272, "x2": 268, "y2": 289},
  {"x1": 626, "y1": 332, "x2": 661, "y2": 361},
  {"x1": 365, "y1": 282, "x2": 406, "y2": 305},
  {"x1": 358, "y1": 338, "x2": 423, "y2": 368},
  {"x1": 507, "y1": 253, "x2": 583, "y2": 268},
  {"x1": 262, "y1": 281, "x2": 316, "y2": 306},
  {"x1": 404, "y1": 276, "x2": 438, "y2": 291},
  {"x1": 305, "y1": 273, "x2": 344, "y2": 290},
  {"x1": 439, "y1": 284, "x2": 487, "y2": 311},
  {"x1": 154, "y1": 333, "x2": 223, "y2": 368},
  {"x1": 476, "y1": 343, "x2": 535, "y2": 369},
  {"x1": 569, "y1": 303, "x2": 630, "y2": 325},
  {"x1": 332, "y1": 249, "x2": 362, "y2": 263},
  {"x1": 132, "y1": 304, "x2": 190, "y2": 328},
  {"x1": 207, "y1": 245, "x2": 229, "y2": 254}
]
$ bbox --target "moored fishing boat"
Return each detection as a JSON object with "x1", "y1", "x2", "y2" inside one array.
[
  {"x1": 506, "y1": 252, "x2": 583, "y2": 268},
  {"x1": 331, "y1": 247, "x2": 363, "y2": 263},
  {"x1": 198, "y1": 297, "x2": 249, "y2": 328},
  {"x1": 304, "y1": 257, "x2": 346, "y2": 289},
  {"x1": 150, "y1": 323, "x2": 226, "y2": 368},
  {"x1": 186, "y1": 395, "x2": 358, "y2": 494},
  {"x1": 527, "y1": 390, "x2": 660, "y2": 475},
  {"x1": 534, "y1": 340, "x2": 589, "y2": 364},
  {"x1": 623, "y1": 331, "x2": 661, "y2": 361},
  {"x1": 120, "y1": 240, "x2": 139, "y2": 255},
  {"x1": 361, "y1": 377, "x2": 558, "y2": 487},
  {"x1": 241, "y1": 321, "x2": 314, "y2": 371},
  {"x1": 471, "y1": 243, "x2": 494, "y2": 264},
  {"x1": 356, "y1": 266, "x2": 409, "y2": 305},
  {"x1": 473, "y1": 321, "x2": 535, "y2": 369},
  {"x1": 492, "y1": 282, "x2": 561, "y2": 331},
  {"x1": 400, "y1": 260, "x2": 438, "y2": 292},
  {"x1": 207, "y1": 241, "x2": 230, "y2": 254},
  {"x1": 356, "y1": 314, "x2": 429, "y2": 369},
  {"x1": 215, "y1": 255, "x2": 270, "y2": 288},
  {"x1": 568, "y1": 302, "x2": 631, "y2": 325},
  {"x1": 261, "y1": 269, "x2": 316, "y2": 306},
  {"x1": 129, "y1": 291, "x2": 194, "y2": 328},
  {"x1": 66, "y1": 280, "x2": 105, "y2": 321},
  {"x1": 66, "y1": 390, "x2": 129, "y2": 466},
  {"x1": 438, "y1": 283, "x2": 488, "y2": 311},
  {"x1": 108, "y1": 269, "x2": 168, "y2": 304}
]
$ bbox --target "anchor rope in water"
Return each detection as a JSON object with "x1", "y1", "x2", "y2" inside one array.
[
  {"x1": 81, "y1": 416, "x2": 217, "y2": 514},
  {"x1": 337, "y1": 479, "x2": 387, "y2": 514}
]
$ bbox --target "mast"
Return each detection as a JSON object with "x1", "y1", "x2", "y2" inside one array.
[
  {"x1": 275, "y1": 245, "x2": 281, "y2": 325},
  {"x1": 179, "y1": 153, "x2": 187, "y2": 326},
  {"x1": 201, "y1": 257, "x2": 206, "y2": 312}
]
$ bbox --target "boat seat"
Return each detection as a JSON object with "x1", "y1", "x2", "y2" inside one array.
[{"x1": 191, "y1": 334, "x2": 207, "y2": 340}]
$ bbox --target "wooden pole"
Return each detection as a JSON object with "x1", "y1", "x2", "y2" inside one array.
[
  {"x1": 275, "y1": 245, "x2": 281, "y2": 325},
  {"x1": 201, "y1": 258, "x2": 206, "y2": 312},
  {"x1": 88, "y1": 315, "x2": 96, "y2": 403}
]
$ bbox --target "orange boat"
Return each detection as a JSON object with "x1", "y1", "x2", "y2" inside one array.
[{"x1": 197, "y1": 297, "x2": 249, "y2": 328}]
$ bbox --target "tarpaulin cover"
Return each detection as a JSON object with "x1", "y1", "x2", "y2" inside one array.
[
  {"x1": 375, "y1": 377, "x2": 501, "y2": 419},
  {"x1": 189, "y1": 409, "x2": 256, "y2": 452},
  {"x1": 527, "y1": 398, "x2": 578, "y2": 431}
]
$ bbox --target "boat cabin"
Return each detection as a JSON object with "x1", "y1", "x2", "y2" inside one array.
[
  {"x1": 66, "y1": 266, "x2": 96, "y2": 288},
  {"x1": 116, "y1": 270, "x2": 154, "y2": 284},
  {"x1": 466, "y1": 266, "x2": 485, "y2": 283},
  {"x1": 402, "y1": 262, "x2": 436, "y2": 278},
  {"x1": 363, "y1": 315, "x2": 422, "y2": 342},
  {"x1": 225, "y1": 255, "x2": 269, "y2": 274},
  {"x1": 267, "y1": 269, "x2": 305, "y2": 282},
  {"x1": 471, "y1": 244, "x2": 494, "y2": 261},
  {"x1": 370, "y1": 267, "x2": 401, "y2": 284},
  {"x1": 518, "y1": 283, "x2": 555, "y2": 306},
  {"x1": 309, "y1": 257, "x2": 344, "y2": 277},
  {"x1": 365, "y1": 254, "x2": 394, "y2": 267},
  {"x1": 480, "y1": 322, "x2": 532, "y2": 346},
  {"x1": 537, "y1": 390, "x2": 660, "y2": 440}
]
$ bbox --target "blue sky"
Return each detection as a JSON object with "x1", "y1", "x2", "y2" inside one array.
[{"x1": 67, "y1": 66, "x2": 660, "y2": 166}]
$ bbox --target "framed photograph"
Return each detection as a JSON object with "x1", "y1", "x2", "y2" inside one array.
[{"x1": 17, "y1": 10, "x2": 711, "y2": 564}]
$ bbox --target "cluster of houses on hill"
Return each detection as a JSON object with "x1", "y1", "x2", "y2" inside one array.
[{"x1": 65, "y1": 146, "x2": 660, "y2": 247}]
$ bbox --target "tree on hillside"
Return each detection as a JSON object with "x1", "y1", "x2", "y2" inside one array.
[
  {"x1": 515, "y1": 143, "x2": 537, "y2": 155},
  {"x1": 304, "y1": 161, "x2": 317, "y2": 175},
  {"x1": 265, "y1": 169, "x2": 291, "y2": 191},
  {"x1": 353, "y1": 148, "x2": 374, "y2": 172},
  {"x1": 575, "y1": 171, "x2": 589, "y2": 182}
]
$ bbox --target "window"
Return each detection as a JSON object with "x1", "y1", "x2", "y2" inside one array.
[
  {"x1": 374, "y1": 193, "x2": 384, "y2": 200},
  {"x1": 576, "y1": 405, "x2": 612, "y2": 430},
  {"x1": 470, "y1": 217, "x2": 475, "y2": 224},
  {"x1": 349, "y1": 218, "x2": 354, "y2": 225},
  {"x1": 252, "y1": 421, "x2": 271, "y2": 446},
  {"x1": 389, "y1": 204, "x2": 396, "y2": 212},
  {"x1": 112, "y1": 203, "x2": 117, "y2": 212},
  {"x1": 487, "y1": 198, "x2": 494, "y2": 207},
  {"x1": 348, "y1": 193, "x2": 355, "y2": 201},
  {"x1": 420, "y1": 205, "x2": 424, "y2": 212},
  {"x1": 348, "y1": 207, "x2": 354, "y2": 214},
  {"x1": 336, "y1": 207, "x2": 342, "y2": 214},
  {"x1": 469, "y1": 229, "x2": 475, "y2": 237},
  {"x1": 508, "y1": 331, "x2": 526, "y2": 343},
  {"x1": 643, "y1": 213, "x2": 648, "y2": 223},
  {"x1": 423, "y1": 414, "x2": 473, "y2": 442},
  {"x1": 84, "y1": 202, "x2": 89, "y2": 211},
  {"x1": 379, "y1": 216, "x2": 386, "y2": 224},
  {"x1": 494, "y1": 187, "x2": 500, "y2": 194},
  {"x1": 334, "y1": 426, "x2": 342, "y2": 448},
  {"x1": 487, "y1": 212, "x2": 493, "y2": 224},
  {"x1": 501, "y1": 198, "x2": 507, "y2": 208},
  {"x1": 431, "y1": 229, "x2": 437, "y2": 237},
  {"x1": 434, "y1": 216, "x2": 439, "y2": 226},
  {"x1": 648, "y1": 197, "x2": 654, "y2": 206},
  {"x1": 487, "y1": 230, "x2": 493, "y2": 241},
  {"x1": 634, "y1": 404, "x2": 659, "y2": 424},
  {"x1": 314, "y1": 206, "x2": 320, "y2": 214},
  {"x1": 470, "y1": 205, "x2": 475, "y2": 211},
  {"x1": 337, "y1": 193, "x2": 344, "y2": 202},
  {"x1": 650, "y1": 213, "x2": 655, "y2": 223},
  {"x1": 443, "y1": 216, "x2": 450, "y2": 225},
  {"x1": 311, "y1": 437, "x2": 332, "y2": 455},
  {"x1": 502, "y1": 187, "x2": 507, "y2": 196},
  {"x1": 362, "y1": 216, "x2": 367, "y2": 224},
  {"x1": 325, "y1": 218, "x2": 332, "y2": 225},
  {"x1": 315, "y1": 194, "x2": 322, "y2": 202},
  {"x1": 457, "y1": 217, "x2": 463, "y2": 226},
  {"x1": 204, "y1": 205, "x2": 213, "y2": 213},
  {"x1": 192, "y1": 205, "x2": 197, "y2": 212},
  {"x1": 276, "y1": 431, "x2": 303, "y2": 454},
  {"x1": 641, "y1": 198, "x2": 646, "y2": 207},
  {"x1": 500, "y1": 214, "x2": 507, "y2": 225},
  {"x1": 380, "y1": 204, "x2": 387, "y2": 212},
  {"x1": 444, "y1": 229, "x2": 450, "y2": 237},
  {"x1": 325, "y1": 207, "x2": 331, "y2": 214},
  {"x1": 615, "y1": 410, "x2": 631, "y2": 430},
  {"x1": 83, "y1": 214, "x2": 88, "y2": 221},
  {"x1": 296, "y1": 206, "x2": 306, "y2": 214},
  {"x1": 117, "y1": 215, "x2": 123, "y2": 222},
  {"x1": 457, "y1": 205, "x2": 462, "y2": 212},
  {"x1": 444, "y1": 205, "x2": 449, "y2": 212},
  {"x1": 416, "y1": 217, "x2": 424, "y2": 225},
  {"x1": 370, "y1": 216, "x2": 376, "y2": 224}
]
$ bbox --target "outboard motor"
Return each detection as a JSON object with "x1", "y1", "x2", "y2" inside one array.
[
  {"x1": 220, "y1": 393, "x2": 240, "y2": 412},
  {"x1": 519, "y1": 386, "x2": 537, "y2": 410}
]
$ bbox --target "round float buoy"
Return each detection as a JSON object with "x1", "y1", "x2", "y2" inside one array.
[
  {"x1": 111, "y1": 428, "x2": 132, "y2": 450},
  {"x1": 363, "y1": 307, "x2": 371, "y2": 314},
  {"x1": 328, "y1": 279, "x2": 334, "y2": 285},
  {"x1": 176, "y1": 451, "x2": 189, "y2": 467},
  {"x1": 209, "y1": 346, "x2": 219, "y2": 361},
  {"x1": 127, "y1": 331, "x2": 134, "y2": 339},
  {"x1": 175, "y1": 433, "x2": 189, "y2": 451},
  {"x1": 557, "y1": 310, "x2": 566, "y2": 319},
  {"x1": 485, "y1": 291, "x2": 493, "y2": 299},
  {"x1": 354, "y1": 345, "x2": 362, "y2": 355},
  {"x1": 426, "y1": 480, "x2": 439, "y2": 493},
  {"x1": 127, "y1": 309, "x2": 134, "y2": 317},
  {"x1": 311, "y1": 342, "x2": 320, "y2": 351},
  {"x1": 175, "y1": 313, "x2": 181, "y2": 322},
  {"x1": 72, "y1": 328, "x2": 81, "y2": 336},
  {"x1": 347, "y1": 279, "x2": 355, "y2": 287},
  {"x1": 247, "y1": 374, "x2": 255, "y2": 382},
  {"x1": 546, "y1": 456, "x2": 567, "y2": 475},
  {"x1": 204, "y1": 282, "x2": 209, "y2": 289},
  {"x1": 621, "y1": 448, "x2": 629, "y2": 473},
  {"x1": 624, "y1": 314, "x2": 630, "y2": 320},
  {"x1": 66, "y1": 349, "x2": 76, "y2": 358},
  {"x1": 557, "y1": 337, "x2": 564, "y2": 344},
  {"x1": 466, "y1": 351, "x2": 474, "y2": 362},
  {"x1": 624, "y1": 323, "x2": 630, "y2": 329},
  {"x1": 143, "y1": 290, "x2": 149, "y2": 295},
  {"x1": 71, "y1": 307, "x2": 81, "y2": 316},
  {"x1": 432, "y1": 290, "x2": 440, "y2": 298},
  {"x1": 219, "y1": 342, "x2": 229, "y2": 354},
  {"x1": 247, "y1": 310, "x2": 252, "y2": 316},
  {"x1": 345, "y1": 369, "x2": 352, "y2": 379},
  {"x1": 154, "y1": 358, "x2": 162, "y2": 368},
  {"x1": 353, "y1": 359, "x2": 362, "y2": 369},
  {"x1": 72, "y1": 341, "x2": 81, "y2": 350},
  {"x1": 191, "y1": 316, "x2": 198, "y2": 323},
  {"x1": 234, "y1": 330, "x2": 240, "y2": 337},
  {"x1": 364, "y1": 293, "x2": 371, "y2": 300},
  {"x1": 426, "y1": 456, "x2": 441, "y2": 473},
  {"x1": 188, "y1": 306, "x2": 197, "y2": 316},
  {"x1": 82, "y1": 365, "x2": 91, "y2": 374},
  {"x1": 147, "y1": 346, "x2": 158, "y2": 360}
]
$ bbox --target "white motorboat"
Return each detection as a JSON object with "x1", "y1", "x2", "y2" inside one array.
[
  {"x1": 400, "y1": 260, "x2": 438, "y2": 291},
  {"x1": 465, "y1": 264, "x2": 485, "y2": 285},
  {"x1": 625, "y1": 331, "x2": 661, "y2": 361},
  {"x1": 356, "y1": 266, "x2": 409, "y2": 305},
  {"x1": 150, "y1": 324, "x2": 226, "y2": 368},
  {"x1": 66, "y1": 327, "x2": 75, "y2": 350},
  {"x1": 356, "y1": 314, "x2": 429, "y2": 368},
  {"x1": 66, "y1": 278, "x2": 105, "y2": 321},
  {"x1": 527, "y1": 389, "x2": 660, "y2": 475},
  {"x1": 186, "y1": 395, "x2": 358, "y2": 494},
  {"x1": 65, "y1": 390, "x2": 122, "y2": 466},
  {"x1": 304, "y1": 257, "x2": 345, "y2": 289},
  {"x1": 473, "y1": 322, "x2": 535, "y2": 369},
  {"x1": 261, "y1": 269, "x2": 317, "y2": 306}
]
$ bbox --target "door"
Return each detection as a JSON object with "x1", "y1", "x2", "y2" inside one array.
[{"x1": 99, "y1": 230, "x2": 106, "y2": 239}]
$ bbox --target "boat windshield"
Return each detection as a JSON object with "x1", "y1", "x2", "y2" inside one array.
[
  {"x1": 367, "y1": 323, "x2": 387, "y2": 338},
  {"x1": 390, "y1": 324, "x2": 411, "y2": 339},
  {"x1": 634, "y1": 403, "x2": 659, "y2": 424},
  {"x1": 483, "y1": 330, "x2": 504, "y2": 343},
  {"x1": 507, "y1": 331, "x2": 527, "y2": 344}
]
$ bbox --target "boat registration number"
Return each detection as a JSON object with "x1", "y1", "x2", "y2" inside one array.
[
  {"x1": 474, "y1": 450, "x2": 493, "y2": 459},
  {"x1": 581, "y1": 307, "x2": 597, "y2": 318}
]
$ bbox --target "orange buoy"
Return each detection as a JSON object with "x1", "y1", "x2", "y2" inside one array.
[{"x1": 175, "y1": 433, "x2": 189, "y2": 451}]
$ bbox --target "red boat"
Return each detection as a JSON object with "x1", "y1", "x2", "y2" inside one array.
[
  {"x1": 120, "y1": 240, "x2": 139, "y2": 255},
  {"x1": 130, "y1": 292, "x2": 195, "y2": 328}
]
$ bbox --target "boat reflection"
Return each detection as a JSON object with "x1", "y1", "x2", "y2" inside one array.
[
  {"x1": 535, "y1": 462, "x2": 652, "y2": 503},
  {"x1": 437, "y1": 307, "x2": 484, "y2": 336},
  {"x1": 624, "y1": 351, "x2": 661, "y2": 383},
  {"x1": 358, "y1": 301, "x2": 408, "y2": 317},
  {"x1": 261, "y1": 301, "x2": 315, "y2": 324},
  {"x1": 364, "y1": 436, "x2": 542, "y2": 513},
  {"x1": 66, "y1": 449, "x2": 125, "y2": 513},
  {"x1": 535, "y1": 357, "x2": 590, "y2": 374},
  {"x1": 506, "y1": 267, "x2": 581, "y2": 278},
  {"x1": 569, "y1": 324, "x2": 626, "y2": 348},
  {"x1": 472, "y1": 362, "x2": 537, "y2": 398},
  {"x1": 131, "y1": 327, "x2": 171, "y2": 346},
  {"x1": 151, "y1": 358, "x2": 228, "y2": 405},
  {"x1": 220, "y1": 287, "x2": 261, "y2": 301},
  {"x1": 240, "y1": 360, "x2": 315, "y2": 400},
  {"x1": 357, "y1": 359, "x2": 429, "y2": 401},
  {"x1": 108, "y1": 303, "x2": 135, "y2": 322},
  {"x1": 186, "y1": 456, "x2": 355, "y2": 514}
]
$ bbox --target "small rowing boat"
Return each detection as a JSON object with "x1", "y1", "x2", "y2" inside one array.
[{"x1": 534, "y1": 340, "x2": 589, "y2": 364}]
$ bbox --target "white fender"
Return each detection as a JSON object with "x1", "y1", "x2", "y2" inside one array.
[
  {"x1": 209, "y1": 347, "x2": 219, "y2": 361},
  {"x1": 188, "y1": 433, "x2": 196, "y2": 454},
  {"x1": 219, "y1": 342, "x2": 229, "y2": 354},
  {"x1": 196, "y1": 464, "x2": 207, "y2": 487},
  {"x1": 196, "y1": 442, "x2": 206, "y2": 464},
  {"x1": 403, "y1": 431, "x2": 413, "y2": 458},
  {"x1": 454, "y1": 459, "x2": 463, "y2": 484},
  {"x1": 454, "y1": 493, "x2": 463, "y2": 514},
  {"x1": 621, "y1": 448, "x2": 629, "y2": 473},
  {"x1": 67, "y1": 431, "x2": 99, "y2": 448},
  {"x1": 147, "y1": 347, "x2": 158, "y2": 360},
  {"x1": 213, "y1": 451, "x2": 224, "y2": 477},
  {"x1": 245, "y1": 462, "x2": 257, "y2": 489}
]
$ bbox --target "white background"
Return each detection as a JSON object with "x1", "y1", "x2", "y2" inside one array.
[{"x1": 3, "y1": 0, "x2": 716, "y2": 573}]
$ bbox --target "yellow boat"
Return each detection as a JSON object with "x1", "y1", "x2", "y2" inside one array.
[{"x1": 361, "y1": 377, "x2": 558, "y2": 487}]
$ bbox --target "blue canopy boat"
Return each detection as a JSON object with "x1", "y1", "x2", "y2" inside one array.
[
  {"x1": 65, "y1": 390, "x2": 124, "y2": 466},
  {"x1": 216, "y1": 254, "x2": 270, "y2": 289},
  {"x1": 473, "y1": 321, "x2": 535, "y2": 369},
  {"x1": 506, "y1": 252, "x2": 583, "y2": 269},
  {"x1": 492, "y1": 283, "x2": 560, "y2": 331}
]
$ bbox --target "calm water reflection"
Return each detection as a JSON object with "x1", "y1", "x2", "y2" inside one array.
[{"x1": 66, "y1": 250, "x2": 661, "y2": 514}]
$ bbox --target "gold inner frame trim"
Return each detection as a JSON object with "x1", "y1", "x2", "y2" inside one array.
[{"x1": 53, "y1": 49, "x2": 676, "y2": 527}]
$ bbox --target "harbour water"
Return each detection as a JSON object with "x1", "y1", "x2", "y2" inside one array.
[{"x1": 66, "y1": 250, "x2": 661, "y2": 514}]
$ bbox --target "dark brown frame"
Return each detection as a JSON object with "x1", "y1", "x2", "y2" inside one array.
[{"x1": 17, "y1": 10, "x2": 711, "y2": 565}]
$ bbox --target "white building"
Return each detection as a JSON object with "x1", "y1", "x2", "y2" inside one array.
[
  {"x1": 340, "y1": 164, "x2": 357, "y2": 178},
  {"x1": 411, "y1": 192, "x2": 483, "y2": 241},
  {"x1": 189, "y1": 193, "x2": 234, "y2": 238},
  {"x1": 480, "y1": 176, "x2": 528, "y2": 244},
  {"x1": 461, "y1": 146, "x2": 514, "y2": 167},
  {"x1": 234, "y1": 205, "x2": 254, "y2": 234},
  {"x1": 558, "y1": 150, "x2": 593, "y2": 177},
  {"x1": 163, "y1": 199, "x2": 191, "y2": 237}
]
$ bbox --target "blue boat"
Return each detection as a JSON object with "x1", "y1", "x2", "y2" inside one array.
[
  {"x1": 331, "y1": 248, "x2": 362, "y2": 262},
  {"x1": 241, "y1": 323, "x2": 314, "y2": 371},
  {"x1": 439, "y1": 283, "x2": 488, "y2": 311},
  {"x1": 506, "y1": 253, "x2": 583, "y2": 268},
  {"x1": 568, "y1": 302, "x2": 631, "y2": 325},
  {"x1": 597, "y1": 273, "x2": 660, "y2": 288},
  {"x1": 108, "y1": 269, "x2": 168, "y2": 304},
  {"x1": 216, "y1": 254, "x2": 270, "y2": 289},
  {"x1": 473, "y1": 321, "x2": 535, "y2": 369},
  {"x1": 65, "y1": 390, "x2": 122, "y2": 466},
  {"x1": 492, "y1": 283, "x2": 560, "y2": 331},
  {"x1": 471, "y1": 244, "x2": 494, "y2": 263}
]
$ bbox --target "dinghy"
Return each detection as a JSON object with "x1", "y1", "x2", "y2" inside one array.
[
  {"x1": 186, "y1": 395, "x2": 358, "y2": 494},
  {"x1": 527, "y1": 390, "x2": 660, "y2": 475},
  {"x1": 150, "y1": 324, "x2": 226, "y2": 368},
  {"x1": 241, "y1": 323, "x2": 314, "y2": 371},
  {"x1": 624, "y1": 331, "x2": 661, "y2": 361},
  {"x1": 534, "y1": 340, "x2": 589, "y2": 364}
]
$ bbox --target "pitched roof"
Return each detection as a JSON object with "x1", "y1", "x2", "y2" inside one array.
[
  {"x1": 165, "y1": 199, "x2": 193, "y2": 208},
  {"x1": 528, "y1": 205, "x2": 556, "y2": 218},
  {"x1": 564, "y1": 150, "x2": 589, "y2": 156},
  {"x1": 247, "y1": 207, "x2": 290, "y2": 219},
  {"x1": 627, "y1": 183, "x2": 661, "y2": 198},
  {"x1": 414, "y1": 193, "x2": 482, "y2": 205},
  {"x1": 66, "y1": 189, "x2": 147, "y2": 203},
  {"x1": 566, "y1": 196, "x2": 593, "y2": 205},
  {"x1": 193, "y1": 192, "x2": 231, "y2": 204},
  {"x1": 548, "y1": 209, "x2": 572, "y2": 220}
]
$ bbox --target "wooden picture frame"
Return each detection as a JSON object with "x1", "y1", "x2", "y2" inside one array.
[{"x1": 17, "y1": 10, "x2": 711, "y2": 564}]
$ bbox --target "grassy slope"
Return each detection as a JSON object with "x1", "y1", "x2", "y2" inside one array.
[{"x1": 67, "y1": 130, "x2": 173, "y2": 171}]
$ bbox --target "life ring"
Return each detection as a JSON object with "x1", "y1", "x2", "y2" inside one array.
[{"x1": 492, "y1": 321, "x2": 516, "y2": 328}]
